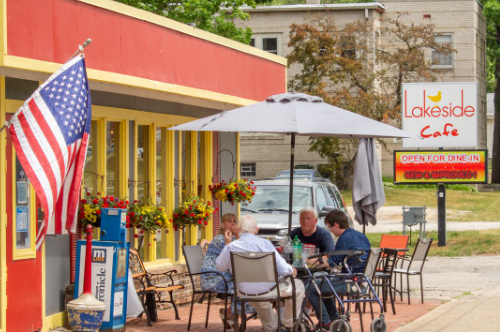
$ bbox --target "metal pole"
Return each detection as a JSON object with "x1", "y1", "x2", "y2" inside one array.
[
  {"x1": 83, "y1": 224, "x2": 94, "y2": 294},
  {"x1": 287, "y1": 133, "x2": 296, "y2": 239},
  {"x1": 437, "y1": 184, "x2": 446, "y2": 246}
]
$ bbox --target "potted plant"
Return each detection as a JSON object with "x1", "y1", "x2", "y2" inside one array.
[
  {"x1": 209, "y1": 179, "x2": 256, "y2": 205},
  {"x1": 172, "y1": 195, "x2": 215, "y2": 231},
  {"x1": 78, "y1": 192, "x2": 129, "y2": 228},
  {"x1": 127, "y1": 199, "x2": 169, "y2": 248}
]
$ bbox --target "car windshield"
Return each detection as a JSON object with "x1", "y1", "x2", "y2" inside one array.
[{"x1": 245, "y1": 185, "x2": 313, "y2": 213}]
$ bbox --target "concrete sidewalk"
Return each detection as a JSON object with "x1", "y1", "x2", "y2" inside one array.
[{"x1": 394, "y1": 256, "x2": 500, "y2": 332}]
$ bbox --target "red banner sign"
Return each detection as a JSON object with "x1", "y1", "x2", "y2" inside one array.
[{"x1": 394, "y1": 150, "x2": 488, "y2": 184}]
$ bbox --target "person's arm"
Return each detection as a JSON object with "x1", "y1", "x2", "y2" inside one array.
[
  {"x1": 216, "y1": 244, "x2": 231, "y2": 272},
  {"x1": 327, "y1": 236, "x2": 346, "y2": 268},
  {"x1": 270, "y1": 242, "x2": 293, "y2": 277}
]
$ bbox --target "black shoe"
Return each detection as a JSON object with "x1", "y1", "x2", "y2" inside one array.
[{"x1": 316, "y1": 321, "x2": 331, "y2": 332}]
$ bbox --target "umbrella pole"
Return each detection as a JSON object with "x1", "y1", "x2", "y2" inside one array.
[{"x1": 288, "y1": 133, "x2": 296, "y2": 239}]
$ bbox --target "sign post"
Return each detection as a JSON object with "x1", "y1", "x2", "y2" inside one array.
[{"x1": 437, "y1": 184, "x2": 446, "y2": 246}]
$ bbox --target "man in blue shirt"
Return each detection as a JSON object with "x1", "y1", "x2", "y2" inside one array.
[{"x1": 306, "y1": 210, "x2": 371, "y2": 331}]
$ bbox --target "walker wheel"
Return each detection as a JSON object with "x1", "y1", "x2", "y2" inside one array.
[
  {"x1": 329, "y1": 319, "x2": 351, "y2": 332},
  {"x1": 292, "y1": 321, "x2": 304, "y2": 332},
  {"x1": 370, "y1": 318, "x2": 387, "y2": 332}
]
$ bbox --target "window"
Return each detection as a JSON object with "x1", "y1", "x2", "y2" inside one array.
[
  {"x1": 315, "y1": 186, "x2": 329, "y2": 212},
  {"x1": 241, "y1": 163, "x2": 256, "y2": 177},
  {"x1": 432, "y1": 34, "x2": 453, "y2": 68},
  {"x1": 340, "y1": 35, "x2": 356, "y2": 60},
  {"x1": 250, "y1": 34, "x2": 282, "y2": 56}
]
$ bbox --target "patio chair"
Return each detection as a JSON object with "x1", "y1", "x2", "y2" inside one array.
[
  {"x1": 360, "y1": 248, "x2": 383, "y2": 319},
  {"x1": 372, "y1": 248, "x2": 398, "y2": 315},
  {"x1": 129, "y1": 248, "x2": 184, "y2": 326},
  {"x1": 230, "y1": 251, "x2": 297, "y2": 332},
  {"x1": 379, "y1": 234, "x2": 409, "y2": 258},
  {"x1": 182, "y1": 245, "x2": 231, "y2": 332},
  {"x1": 393, "y1": 238, "x2": 433, "y2": 304}
]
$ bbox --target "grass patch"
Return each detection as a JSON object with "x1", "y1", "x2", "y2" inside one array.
[
  {"x1": 341, "y1": 188, "x2": 500, "y2": 221},
  {"x1": 366, "y1": 229, "x2": 500, "y2": 257}
]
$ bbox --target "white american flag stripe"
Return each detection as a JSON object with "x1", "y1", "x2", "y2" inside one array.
[
  {"x1": 33, "y1": 93, "x2": 70, "y2": 167},
  {"x1": 11, "y1": 117, "x2": 56, "y2": 219},
  {"x1": 57, "y1": 142, "x2": 80, "y2": 234},
  {"x1": 22, "y1": 103, "x2": 64, "y2": 191}
]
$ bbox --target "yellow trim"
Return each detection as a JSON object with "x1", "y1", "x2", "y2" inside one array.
[
  {"x1": 11, "y1": 147, "x2": 36, "y2": 260},
  {"x1": 145, "y1": 123, "x2": 156, "y2": 262},
  {"x1": 176, "y1": 132, "x2": 183, "y2": 261},
  {"x1": 132, "y1": 123, "x2": 139, "y2": 250},
  {"x1": 0, "y1": 75, "x2": 7, "y2": 332},
  {"x1": 185, "y1": 132, "x2": 198, "y2": 246},
  {"x1": 42, "y1": 311, "x2": 68, "y2": 332},
  {"x1": 163, "y1": 128, "x2": 175, "y2": 259},
  {"x1": 236, "y1": 133, "x2": 241, "y2": 218},
  {"x1": 200, "y1": 132, "x2": 213, "y2": 240},
  {"x1": 0, "y1": 55, "x2": 260, "y2": 108},
  {"x1": 77, "y1": 0, "x2": 286, "y2": 66}
]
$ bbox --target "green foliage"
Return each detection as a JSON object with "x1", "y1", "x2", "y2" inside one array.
[
  {"x1": 287, "y1": 14, "x2": 455, "y2": 189},
  {"x1": 481, "y1": 0, "x2": 500, "y2": 93},
  {"x1": 260, "y1": 0, "x2": 371, "y2": 4},
  {"x1": 383, "y1": 182, "x2": 477, "y2": 192},
  {"x1": 116, "y1": 0, "x2": 264, "y2": 43}
]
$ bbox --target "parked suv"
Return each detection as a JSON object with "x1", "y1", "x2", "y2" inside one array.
[{"x1": 241, "y1": 178, "x2": 353, "y2": 244}]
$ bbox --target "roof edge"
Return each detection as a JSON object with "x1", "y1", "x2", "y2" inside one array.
[{"x1": 242, "y1": 2, "x2": 385, "y2": 13}]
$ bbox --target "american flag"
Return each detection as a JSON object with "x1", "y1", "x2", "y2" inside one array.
[{"x1": 8, "y1": 55, "x2": 91, "y2": 249}]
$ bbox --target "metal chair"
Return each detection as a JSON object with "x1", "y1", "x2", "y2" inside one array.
[
  {"x1": 379, "y1": 234, "x2": 409, "y2": 258},
  {"x1": 129, "y1": 248, "x2": 184, "y2": 326},
  {"x1": 393, "y1": 238, "x2": 433, "y2": 304},
  {"x1": 372, "y1": 248, "x2": 398, "y2": 315},
  {"x1": 360, "y1": 248, "x2": 383, "y2": 319},
  {"x1": 182, "y1": 245, "x2": 231, "y2": 332},
  {"x1": 230, "y1": 251, "x2": 297, "y2": 332}
]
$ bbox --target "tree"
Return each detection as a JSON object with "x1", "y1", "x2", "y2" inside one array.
[
  {"x1": 287, "y1": 13, "x2": 455, "y2": 188},
  {"x1": 482, "y1": 0, "x2": 500, "y2": 183},
  {"x1": 116, "y1": 0, "x2": 268, "y2": 44}
]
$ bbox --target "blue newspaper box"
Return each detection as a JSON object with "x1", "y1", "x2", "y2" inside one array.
[{"x1": 75, "y1": 208, "x2": 129, "y2": 332}]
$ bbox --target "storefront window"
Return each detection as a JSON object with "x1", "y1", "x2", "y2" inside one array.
[
  {"x1": 83, "y1": 120, "x2": 98, "y2": 194},
  {"x1": 106, "y1": 121, "x2": 122, "y2": 196},
  {"x1": 137, "y1": 125, "x2": 150, "y2": 201},
  {"x1": 15, "y1": 156, "x2": 31, "y2": 250}
]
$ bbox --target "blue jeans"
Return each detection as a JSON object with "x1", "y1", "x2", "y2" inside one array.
[{"x1": 306, "y1": 277, "x2": 348, "y2": 325}]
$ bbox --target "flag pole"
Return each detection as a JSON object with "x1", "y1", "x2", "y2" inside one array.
[{"x1": 0, "y1": 38, "x2": 92, "y2": 133}]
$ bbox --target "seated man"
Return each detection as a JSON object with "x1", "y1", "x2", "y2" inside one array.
[
  {"x1": 291, "y1": 207, "x2": 335, "y2": 254},
  {"x1": 216, "y1": 215, "x2": 305, "y2": 332},
  {"x1": 306, "y1": 210, "x2": 371, "y2": 331}
]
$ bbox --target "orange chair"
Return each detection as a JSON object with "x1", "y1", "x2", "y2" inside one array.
[{"x1": 379, "y1": 234, "x2": 409, "y2": 258}]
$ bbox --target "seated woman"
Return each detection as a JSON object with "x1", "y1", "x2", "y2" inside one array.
[{"x1": 200, "y1": 213, "x2": 254, "y2": 328}]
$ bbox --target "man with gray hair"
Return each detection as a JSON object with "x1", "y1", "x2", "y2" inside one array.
[
  {"x1": 216, "y1": 215, "x2": 305, "y2": 332},
  {"x1": 291, "y1": 207, "x2": 335, "y2": 254}
]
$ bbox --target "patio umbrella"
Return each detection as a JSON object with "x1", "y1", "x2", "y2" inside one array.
[
  {"x1": 352, "y1": 138, "x2": 386, "y2": 234},
  {"x1": 169, "y1": 92, "x2": 420, "y2": 236}
]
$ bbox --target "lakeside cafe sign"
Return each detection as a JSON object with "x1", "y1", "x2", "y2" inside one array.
[
  {"x1": 402, "y1": 82, "x2": 478, "y2": 148},
  {"x1": 394, "y1": 150, "x2": 488, "y2": 184}
]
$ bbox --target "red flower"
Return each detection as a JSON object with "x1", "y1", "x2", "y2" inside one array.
[
  {"x1": 134, "y1": 234, "x2": 139, "y2": 238},
  {"x1": 96, "y1": 210, "x2": 102, "y2": 215},
  {"x1": 208, "y1": 201, "x2": 211, "y2": 206},
  {"x1": 197, "y1": 220, "x2": 202, "y2": 224},
  {"x1": 204, "y1": 221, "x2": 208, "y2": 225},
  {"x1": 86, "y1": 192, "x2": 91, "y2": 196},
  {"x1": 184, "y1": 210, "x2": 189, "y2": 215},
  {"x1": 82, "y1": 199, "x2": 87, "y2": 204},
  {"x1": 131, "y1": 212, "x2": 135, "y2": 217},
  {"x1": 174, "y1": 214, "x2": 179, "y2": 218},
  {"x1": 190, "y1": 213, "x2": 195, "y2": 217},
  {"x1": 125, "y1": 201, "x2": 129, "y2": 205},
  {"x1": 93, "y1": 199, "x2": 99, "y2": 204},
  {"x1": 125, "y1": 224, "x2": 130, "y2": 228},
  {"x1": 148, "y1": 243, "x2": 151, "y2": 246},
  {"x1": 109, "y1": 196, "x2": 115, "y2": 202}
]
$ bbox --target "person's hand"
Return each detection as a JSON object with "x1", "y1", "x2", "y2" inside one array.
[
  {"x1": 232, "y1": 225, "x2": 241, "y2": 239},
  {"x1": 292, "y1": 267, "x2": 297, "y2": 277},
  {"x1": 224, "y1": 229, "x2": 233, "y2": 245}
]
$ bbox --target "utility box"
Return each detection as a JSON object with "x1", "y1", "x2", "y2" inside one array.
[
  {"x1": 75, "y1": 208, "x2": 129, "y2": 332},
  {"x1": 402, "y1": 206, "x2": 427, "y2": 240}
]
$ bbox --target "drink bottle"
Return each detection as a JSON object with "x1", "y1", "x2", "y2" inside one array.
[{"x1": 292, "y1": 235, "x2": 302, "y2": 267}]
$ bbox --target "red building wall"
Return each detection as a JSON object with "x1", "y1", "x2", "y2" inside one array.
[
  {"x1": 7, "y1": 0, "x2": 286, "y2": 101},
  {"x1": 5, "y1": 133, "x2": 43, "y2": 332}
]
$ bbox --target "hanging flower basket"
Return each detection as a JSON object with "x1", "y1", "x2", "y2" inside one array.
[
  {"x1": 128, "y1": 199, "x2": 169, "y2": 236},
  {"x1": 172, "y1": 195, "x2": 215, "y2": 231},
  {"x1": 78, "y1": 193, "x2": 129, "y2": 228},
  {"x1": 209, "y1": 179, "x2": 256, "y2": 205}
]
